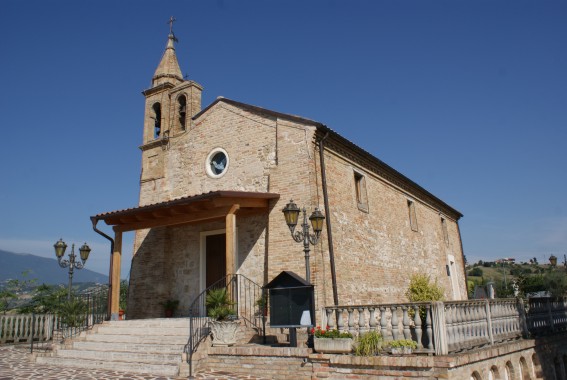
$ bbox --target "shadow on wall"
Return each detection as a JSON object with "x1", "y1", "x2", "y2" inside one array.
[
  {"x1": 532, "y1": 336, "x2": 567, "y2": 379},
  {"x1": 128, "y1": 227, "x2": 168, "y2": 319}
]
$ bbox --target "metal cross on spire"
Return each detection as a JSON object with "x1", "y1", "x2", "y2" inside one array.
[{"x1": 168, "y1": 16, "x2": 176, "y2": 34}]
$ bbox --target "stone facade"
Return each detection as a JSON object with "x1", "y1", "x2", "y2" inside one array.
[{"x1": 124, "y1": 32, "x2": 467, "y2": 320}]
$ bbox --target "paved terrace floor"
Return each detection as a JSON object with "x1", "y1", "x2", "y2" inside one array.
[{"x1": 0, "y1": 345, "x2": 268, "y2": 380}]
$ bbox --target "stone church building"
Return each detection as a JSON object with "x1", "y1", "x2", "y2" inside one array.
[{"x1": 92, "y1": 30, "x2": 467, "y2": 321}]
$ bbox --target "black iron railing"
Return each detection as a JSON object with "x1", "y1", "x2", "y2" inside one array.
[{"x1": 184, "y1": 274, "x2": 264, "y2": 377}]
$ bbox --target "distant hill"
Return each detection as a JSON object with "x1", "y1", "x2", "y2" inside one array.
[{"x1": 0, "y1": 249, "x2": 108, "y2": 285}]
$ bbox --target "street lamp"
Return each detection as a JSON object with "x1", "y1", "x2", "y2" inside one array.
[
  {"x1": 53, "y1": 238, "x2": 91, "y2": 300},
  {"x1": 282, "y1": 200, "x2": 325, "y2": 283}
]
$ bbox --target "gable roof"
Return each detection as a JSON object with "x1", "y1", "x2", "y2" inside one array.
[{"x1": 194, "y1": 97, "x2": 463, "y2": 220}]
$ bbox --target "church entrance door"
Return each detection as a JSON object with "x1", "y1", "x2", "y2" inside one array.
[{"x1": 205, "y1": 233, "x2": 226, "y2": 288}]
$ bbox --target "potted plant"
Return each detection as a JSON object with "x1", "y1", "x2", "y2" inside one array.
[
  {"x1": 387, "y1": 339, "x2": 417, "y2": 355},
  {"x1": 312, "y1": 325, "x2": 354, "y2": 354},
  {"x1": 206, "y1": 288, "x2": 238, "y2": 346},
  {"x1": 161, "y1": 299, "x2": 179, "y2": 318}
]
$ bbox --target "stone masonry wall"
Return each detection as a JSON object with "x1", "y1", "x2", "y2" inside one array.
[
  {"x1": 130, "y1": 98, "x2": 466, "y2": 322},
  {"x1": 132, "y1": 102, "x2": 323, "y2": 316}
]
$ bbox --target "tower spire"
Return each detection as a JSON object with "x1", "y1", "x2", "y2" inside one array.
[{"x1": 152, "y1": 17, "x2": 183, "y2": 86}]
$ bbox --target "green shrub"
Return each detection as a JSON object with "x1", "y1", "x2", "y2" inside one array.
[
  {"x1": 206, "y1": 288, "x2": 236, "y2": 321},
  {"x1": 388, "y1": 339, "x2": 417, "y2": 349},
  {"x1": 354, "y1": 331, "x2": 383, "y2": 356}
]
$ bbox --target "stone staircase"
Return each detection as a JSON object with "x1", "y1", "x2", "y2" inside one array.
[{"x1": 34, "y1": 318, "x2": 190, "y2": 377}]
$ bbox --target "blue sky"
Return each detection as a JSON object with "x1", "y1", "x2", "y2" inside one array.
[{"x1": 0, "y1": 0, "x2": 566, "y2": 279}]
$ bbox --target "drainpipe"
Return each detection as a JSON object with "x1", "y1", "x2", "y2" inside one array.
[
  {"x1": 90, "y1": 216, "x2": 115, "y2": 320},
  {"x1": 318, "y1": 131, "x2": 339, "y2": 306}
]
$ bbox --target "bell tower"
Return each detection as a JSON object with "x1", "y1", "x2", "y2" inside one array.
[{"x1": 140, "y1": 19, "x2": 203, "y2": 186}]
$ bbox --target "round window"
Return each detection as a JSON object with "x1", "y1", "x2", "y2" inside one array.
[{"x1": 205, "y1": 148, "x2": 229, "y2": 178}]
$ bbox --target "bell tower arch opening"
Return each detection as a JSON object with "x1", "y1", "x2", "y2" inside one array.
[{"x1": 152, "y1": 103, "x2": 162, "y2": 139}]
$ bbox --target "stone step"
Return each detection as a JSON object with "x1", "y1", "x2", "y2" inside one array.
[
  {"x1": 104, "y1": 318, "x2": 190, "y2": 328},
  {"x1": 55, "y1": 348, "x2": 181, "y2": 364},
  {"x1": 72, "y1": 340, "x2": 186, "y2": 354},
  {"x1": 85, "y1": 333, "x2": 188, "y2": 345},
  {"x1": 93, "y1": 326, "x2": 189, "y2": 336},
  {"x1": 35, "y1": 356, "x2": 180, "y2": 377}
]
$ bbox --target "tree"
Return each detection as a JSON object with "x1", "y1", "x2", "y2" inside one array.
[
  {"x1": 0, "y1": 272, "x2": 37, "y2": 313},
  {"x1": 18, "y1": 284, "x2": 67, "y2": 314},
  {"x1": 468, "y1": 267, "x2": 484, "y2": 277},
  {"x1": 543, "y1": 271, "x2": 567, "y2": 298},
  {"x1": 0, "y1": 286, "x2": 16, "y2": 314}
]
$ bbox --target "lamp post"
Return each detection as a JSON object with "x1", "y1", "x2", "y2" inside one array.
[
  {"x1": 282, "y1": 200, "x2": 325, "y2": 283},
  {"x1": 53, "y1": 238, "x2": 91, "y2": 300}
]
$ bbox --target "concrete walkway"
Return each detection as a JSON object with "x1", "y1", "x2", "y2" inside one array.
[{"x1": 0, "y1": 345, "x2": 267, "y2": 380}]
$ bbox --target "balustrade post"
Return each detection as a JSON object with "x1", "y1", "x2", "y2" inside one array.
[
  {"x1": 337, "y1": 308, "x2": 345, "y2": 332},
  {"x1": 326, "y1": 308, "x2": 335, "y2": 330},
  {"x1": 347, "y1": 308, "x2": 355, "y2": 334},
  {"x1": 358, "y1": 308, "x2": 367, "y2": 333},
  {"x1": 413, "y1": 305, "x2": 423, "y2": 349},
  {"x1": 485, "y1": 300, "x2": 494, "y2": 345},
  {"x1": 425, "y1": 305, "x2": 433, "y2": 350},
  {"x1": 369, "y1": 308, "x2": 377, "y2": 332},
  {"x1": 380, "y1": 307, "x2": 391, "y2": 341},
  {"x1": 402, "y1": 306, "x2": 411, "y2": 340},
  {"x1": 391, "y1": 306, "x2": 399, "y2": 340}
]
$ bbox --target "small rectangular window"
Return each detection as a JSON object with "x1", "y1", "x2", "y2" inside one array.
[
  {"x1": 441, "y1": 217, "x2": 449, "y2": 246},
  {"x1": 354, "y1": 171, "x2": 368, "y2": 212},
  {"x1": 408, "y1": 200, "x2": 418, "y2": 231}
]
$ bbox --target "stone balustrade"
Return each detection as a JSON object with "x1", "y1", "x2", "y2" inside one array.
[
  {"x1": 324, "y1": 302, "x2": 435, "y2": 353},
  {"x1": 527, "y1": 297, "x2": 567, "y2": 335},
  {"x1": 0, "y1": 314, "x2": 59, "y2": 344},
  {"x1": 324, "y1": 298, "x2": 531, "y2": 355}
]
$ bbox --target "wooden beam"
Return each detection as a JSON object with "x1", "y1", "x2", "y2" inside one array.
[
  {"x1": 110, "y1": 229, "x2": 122, "y2": 320},
  {"x1": 114, "y1": 206, "x2": 233, "y2": 232},
  {"x1": 225, "y1": 204, "x2": 240, "y2": 276},
  {"x1": 212, "y1": 197, "x2": 268, "y2": 208}
]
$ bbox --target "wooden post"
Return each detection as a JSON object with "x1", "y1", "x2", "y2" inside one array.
[
  {"x1": 225, "y1": 204, "x2": 239, "y2": 276},
  {"x1": 110, "y1": 229, "x2": 122, "y2": 320}
]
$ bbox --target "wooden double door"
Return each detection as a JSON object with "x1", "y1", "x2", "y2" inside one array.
[{"x1": 205, "y1": 233, "x2": 226, "y2": 288}]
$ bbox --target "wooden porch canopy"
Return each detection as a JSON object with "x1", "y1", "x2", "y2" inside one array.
[
  {"x1": 91, "y1": 190, "x2": 279, "y2": 320},
  {"x1": 93, "y1": 190, "x2": 280, "y2": 231}
]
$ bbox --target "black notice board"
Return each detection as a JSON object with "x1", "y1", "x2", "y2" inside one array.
[{"x1": 269, "y1": 287, "x2": 314, "y2": 327}]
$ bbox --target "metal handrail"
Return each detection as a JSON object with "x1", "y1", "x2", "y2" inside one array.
[{"x1": 184, "y1": 274, "x2": 264, "y2": 377}]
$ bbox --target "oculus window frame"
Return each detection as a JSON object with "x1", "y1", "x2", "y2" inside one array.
[{"x1": 205, "y1": 148, "x2": 230, "y2": 178}]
